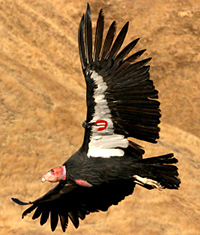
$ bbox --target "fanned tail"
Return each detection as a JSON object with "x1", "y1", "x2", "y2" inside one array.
[{"x1": 134, "y1": 153, "x2": 180, "y2": 189}]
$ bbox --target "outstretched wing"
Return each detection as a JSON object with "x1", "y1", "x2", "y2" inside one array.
[
  {"x1": 79, "y1": 4, "x2": 160, "y2": 158},
  {"x1": 12, "y1": 180, "x2": 135, "y2": 232}
]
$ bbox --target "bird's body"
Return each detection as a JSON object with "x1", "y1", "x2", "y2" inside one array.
[
  {"x1": 66, "y1": 150, "x2": 137, "y2": 185},
  {"x1": 12, "y1": 4, "x2": 180, "y2": 232}
]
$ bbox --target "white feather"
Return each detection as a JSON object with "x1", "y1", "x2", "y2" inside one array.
[
  {"x1": 88, "y1": 149, "x2": 125, "y2": 158},
  {"x1": 87, "y1": 70, "x2": 128, "y2": 158}
]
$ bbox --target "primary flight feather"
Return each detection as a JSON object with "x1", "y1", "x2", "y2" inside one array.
[{"x1": 12, "y1": 4, "x2": 180, "y2": 232}]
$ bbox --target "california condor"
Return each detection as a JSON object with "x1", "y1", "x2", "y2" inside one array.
[{"x1": 12, "y1": 3, "x2": 180, "y2": 232}]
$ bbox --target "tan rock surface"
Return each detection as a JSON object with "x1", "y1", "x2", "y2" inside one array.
[{"x1": 0, "y1": 0, "x2": 199, "y2": 234}]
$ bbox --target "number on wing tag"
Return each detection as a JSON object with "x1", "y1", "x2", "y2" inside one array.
[{"x1": 95, "y1": 120, "x2": 108, "y2": 131}]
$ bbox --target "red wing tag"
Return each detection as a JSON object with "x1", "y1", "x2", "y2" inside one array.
[{"x1": 95, "y1": 120, "x2": 108, "y2": 131}]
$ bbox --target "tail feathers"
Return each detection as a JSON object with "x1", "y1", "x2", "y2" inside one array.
[{"x1": 135, "y1": 153, "x2": 180, "y2": 189}]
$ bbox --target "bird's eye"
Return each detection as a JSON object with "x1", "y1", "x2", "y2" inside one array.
[{"x1": 51, "y1": 169, "x2": 54, "y2": 173}]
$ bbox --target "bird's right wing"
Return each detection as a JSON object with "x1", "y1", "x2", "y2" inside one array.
[{"x1": 79, "y1": 4, "x2": 161, "y2": 159}]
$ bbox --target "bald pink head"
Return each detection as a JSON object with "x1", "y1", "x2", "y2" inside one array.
[{"x1": 41, "y1": 166, "x2": 66, "y2": 183}]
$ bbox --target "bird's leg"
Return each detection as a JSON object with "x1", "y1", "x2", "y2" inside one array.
[{"x1": 133, "y1": 175, "x2": 163, "y2": 190}]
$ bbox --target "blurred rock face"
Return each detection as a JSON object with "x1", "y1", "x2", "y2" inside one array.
[{"x1": 0, "y1": 1, "x2": 199, "y2": 234}]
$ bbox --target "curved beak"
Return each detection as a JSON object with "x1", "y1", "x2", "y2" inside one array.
[
  {"x1": 41, "y1": 171, "x2": 53, "y2": 183},
  {"x1": 41, "y1": 177, "x2": 46, "y2": 183}
]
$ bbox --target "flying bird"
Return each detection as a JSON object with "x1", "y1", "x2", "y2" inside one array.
[{"x1": 12, "y1": 4, "x2": 180, "y2": 232}]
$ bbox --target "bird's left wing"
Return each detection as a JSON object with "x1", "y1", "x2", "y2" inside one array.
[
  {"x1": 79, "y1": 4, "x2": 160, "y2": 158},
  {"x1": 12, "y1": 183, "x2": 78, "y2": 231},
  {"x1": 12, "y1": 180, "x2": 135, "y2": 232}
]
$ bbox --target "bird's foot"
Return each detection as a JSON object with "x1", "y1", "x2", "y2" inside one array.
[{"x1": 133, "y1": 175, "x2": 163, "y2": 190}]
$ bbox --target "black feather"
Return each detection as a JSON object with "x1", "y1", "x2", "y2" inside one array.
[
  {"x1": 78, "y1": 14, "x2": 86, "y2": 70},
  {"x1": 40, "y1": 207, "x2": 49, "y2": 226},
  {"x1": 115, "y1": 38, "x2": 140, "y2": 62},
  {"x1": 85, "y1": 3, "x2": 93, "y2": 65},
  {"x1": 68, "y1": 211, "x2": 79, "y2": 229},
  {"x1": 112, "y1": 72, "x2": 150, "y2": 89},
  {"x1": 94, "y1": 9, "x2": 104, "y2": 63},
  {"x1": 114, "y1": 58, "x2": 152, "y2": 79},
  {"x1": 100, "y1": 21, "x2": 116, "y2": 60},
  {"x1": 50, "y1": 209, "x2": 58, "y2": 231},
  {"x1": 77, "y1": 209, "x2": 86, "y2": 220},
  {"x1": 112, "y1": 65, "x2": 150, "y2": 86},
  {"x1": 125, "y1": 49, "x2": 147, "y2": 63},
  {"x1": 107, "y1": 22, "x2": 129, "y2": 60},
  {"x1": 32, "y1": 206, "x2": 43, "y2": 220},
  {"x1": 11, "y1": 198, "x2": 31, "y2": 206},
  {"x1": 59, "y1": 214, "x2": 68, "y2": 232},
  {"x1": 22, "y1": 204, "x2": 37, "y2": 218}
]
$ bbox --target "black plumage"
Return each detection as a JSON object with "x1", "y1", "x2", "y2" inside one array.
[{"x1": 12, "y1": 3, "x2": 180, "y2": 232}]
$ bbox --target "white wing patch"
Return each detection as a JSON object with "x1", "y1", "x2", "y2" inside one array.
[{"x1": 87, "y1": 70, "x2": 128, "y2": 158}]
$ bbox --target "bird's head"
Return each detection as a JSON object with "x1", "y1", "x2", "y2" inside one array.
[{"x1": 41, "y1": 166, "x2": 66, "y2": 183}]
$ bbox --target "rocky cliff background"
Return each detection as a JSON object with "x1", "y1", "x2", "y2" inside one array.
[{"x1": 0, "y1": 0, "x2": 200, "y2": 234}]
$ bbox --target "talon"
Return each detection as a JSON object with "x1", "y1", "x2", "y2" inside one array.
[{"x1": 133, "y1": 175, "x2": 163, "y2": 190}]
